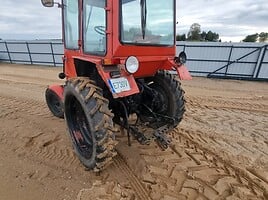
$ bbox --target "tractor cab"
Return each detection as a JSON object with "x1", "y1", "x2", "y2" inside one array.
[{"x1": 42, "y1": 0, "x2": 191, "y2": 172}]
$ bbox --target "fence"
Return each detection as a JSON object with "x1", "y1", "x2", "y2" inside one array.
[
  {"x1": 0, "y1": 40, "x2": 63, "y2": 66},
  {"x1": 176, "y1": 42, "x2": 268, "y2": 80},
  {"x1": 0, "y1": 40, "x2": 267, "y2": 80}
]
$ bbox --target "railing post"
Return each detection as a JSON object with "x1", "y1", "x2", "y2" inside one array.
[
  {"x1": 225, "y1": 45, "x2": 233, "y2": 76},
  {"x1": 5, "y1": 42, "x2": 12, "y2": 64},
  {"x1": 255, "y1": 45, "x2": 267, "y2": 79},
  {"x1": 253, "y1": 45, "x2": 264, "y2": 78},
  {"x1": 50, "y1": 42, "x2": 56, "y2": 67},
  {"x1": 26, "y1": 42, "x2": 33, "y2": 64},
  {"x1": 183, "y1": 44, "x2": 186, "y2": 52}
]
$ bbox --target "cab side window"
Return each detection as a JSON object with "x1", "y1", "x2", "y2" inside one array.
[
  {"x1": 63, "y1": 0, "x2": 79, "y2": 49},
  {"x1": 83, "y1": 0, "x2": 106, "y2": 55}
]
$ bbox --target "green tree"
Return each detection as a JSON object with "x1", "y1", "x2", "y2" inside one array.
[
  {"x1": 205, "y1": 31, "x2": 219, "y2": 42},
  {"x1": 259, "y1": 32, "x2": 268, "y2": 42},
  {"x1": 242, "y1": 33, "x2": 259, "y2": 42},
  {"x1": 176, "y1": 34, "x2": 186, "y2": 41},
  {"x1": 200, "y1": 31, "x2": 207, "y2": 41},
  {"x1": 187, "y1": 23, "x2": 201, "y2": 41},
  {"x1": 186, "y1": 24, "x2": 220, "y2": 42}
]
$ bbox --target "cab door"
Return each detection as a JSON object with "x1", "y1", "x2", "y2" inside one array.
[
  {"x1": 82, "y1": 0, "x2": 107, "y2": 56},
  {"x1": 62, "y1": 0, "x2": 80, "y2": 77}
]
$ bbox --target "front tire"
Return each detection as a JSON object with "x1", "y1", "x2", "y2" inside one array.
[
  {"x1": 64, "y1": 78, "x2": 117, "y2": 171},
  {"x1": 147, "y1": 70, "x2": 186, "y2": 127},
  {"x1": 45, "y1": 88, "x2": 64, "y2": 119}
]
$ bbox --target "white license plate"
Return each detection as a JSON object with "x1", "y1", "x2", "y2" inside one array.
[{"x1": 109, "y1": 77, "x2": 131, "y2": 93}]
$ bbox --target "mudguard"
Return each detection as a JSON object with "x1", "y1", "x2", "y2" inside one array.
[
  {"x1": 164, "y1": 59, "x2": 192, "y2": 80},
  {"x1": 176, "y1": 64, "x2": 192, "y2": 80},
  {"x1": 96, "y1": 65, "x2": 140, "y2": 98},
  {"x1": 48, "y1": 84, "x2": 64, "y2": 100}
]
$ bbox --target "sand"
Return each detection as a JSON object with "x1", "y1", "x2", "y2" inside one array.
[{"x1": 0, "y1": 63, "x2": 267, "y2": 199}]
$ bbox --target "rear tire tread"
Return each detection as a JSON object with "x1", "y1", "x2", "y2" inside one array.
[
  {"x1": 155, "y1": 70, "x2": 186, "y2": 126},
  {"x1": 65, "y1": 78, "x2": 117, "y2": 172}
]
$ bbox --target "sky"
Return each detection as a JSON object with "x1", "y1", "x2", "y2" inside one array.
[{"x1": 0, "y1": 0, "x2": 267, "y2": 42}]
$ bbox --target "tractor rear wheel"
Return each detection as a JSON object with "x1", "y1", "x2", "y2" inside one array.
[
  {"x1": 64, "y1": 77, "x2": 117, "y2": 171},
  {"x1": 45, "y1": 88, "x2": 64, "y2": 119},
  {"x1": 147, "y1": 70, "x2": 185, "y2": 127}
]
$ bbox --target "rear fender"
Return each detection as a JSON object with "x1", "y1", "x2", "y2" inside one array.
[
  {"x1": 176, "y1": 64, "x2": 192, "y2": 80},
  {"x1": 96, "y1": 65, "x2": 140, "y2": 98},
  {"x1": 70, "y1": 57, "x2": 139, "y2": 98},
  {"x1": 48, "y1": 85, "x2": 64, "y2": 100},
  {"x1": 164, "y1": 59, "x2": 192, "y2": 80}
]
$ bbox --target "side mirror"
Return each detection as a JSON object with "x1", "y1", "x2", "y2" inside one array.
[{"x1": 41, "y1": 0, "x2": 54, "y2": 7}]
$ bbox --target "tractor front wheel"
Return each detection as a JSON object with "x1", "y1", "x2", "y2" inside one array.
[
  {"x1": 64, "y1": 78, "x2": 117, "y2": 171},
  {"x1": 145, "y1": 70, "x2": 186, "y2": 127},
  {"x1": 45, "y1": 87, "x2": 64, "y2": 119}
]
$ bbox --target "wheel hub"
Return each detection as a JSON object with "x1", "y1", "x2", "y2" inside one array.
[{"x1": 66, "y1": 97, "x2": 93, "y2": 159}]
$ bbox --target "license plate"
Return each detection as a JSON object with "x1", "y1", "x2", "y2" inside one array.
[{"x1": 109, "y1": 77, "x2": 131, "y2": 93}]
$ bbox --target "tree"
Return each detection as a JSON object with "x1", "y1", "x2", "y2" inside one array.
[
  {"x1": 187, "y1": 23, "x2": 201, "y2": 41},
  {"x1": 205, "y1": 31, "x2": 219, "y2": 42},
  {"x1": 259, "y1": 32, "x2": 268, "y2": 42},
  {"x1": 242, "y1": 33, "x2": 258, "y2": 42},
  {"x1": 200, "y1": 31, "x2": 207, "y2": 41},
  {"x1": 176, "y1": 34, "x2": 186, "y2": 41},
  {"x1": 186, "y1": 23, "x2": 220, "y2": 42}
]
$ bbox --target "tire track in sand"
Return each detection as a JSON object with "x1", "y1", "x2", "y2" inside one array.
[
  {"x1": 0, "y1": 94, "x2": 151, "y2": 199},
  {"x1": 183, "y1": 100, "x2": 268, "y2": 163},
  {"x1": 173, "y1": 128, "x2": 268, "y2": 198},
  {"x1": 187, "y1": 96, "x2": 268, "y2": 114},
  {"x1": 1, "y1": 81, "x2": 268, "y2": 199},
  {"x1": 0, "y1": 95, "x2": 82, "y2": 172},
  {"x1": 125, "y1": 128, "x2": 268, "y2": 199},
  {"x1": 113, "y1": 154, "x2": 151, "y2": 200}
]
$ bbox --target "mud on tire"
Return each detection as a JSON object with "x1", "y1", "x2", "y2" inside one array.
[{"x1": 64, "y1": 77, "x2": 117, "y2": 172}]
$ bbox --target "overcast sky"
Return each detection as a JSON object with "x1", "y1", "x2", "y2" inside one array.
[{"x1": 0, "y1": 0, "x2": 267, "y2": 42}]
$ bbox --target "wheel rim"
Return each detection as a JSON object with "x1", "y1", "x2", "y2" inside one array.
[
  {"x1": 66, "y1": 95, "x2": 93, "y2": 159},
  {"x1": 150, "y1": 83, "x2": 169, "y2": 114}
]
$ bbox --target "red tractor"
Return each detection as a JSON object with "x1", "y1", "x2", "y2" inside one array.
[{"x1": 42, "y1": 0, "x2": 191, "y2": 171}]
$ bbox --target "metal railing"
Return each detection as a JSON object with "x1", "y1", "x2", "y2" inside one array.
[
  {"x1": 207, "y1": 45, "x2": 267, "y2": 78},
  {"x1": 1, "y1": 40, "x2": 267, "y2": 80},
  {"x1": 177, "y1": 42, "x2": 268, "y2": 80},
  {"x1": 0, "y1": 40, "x2": 63, "y2": 66}
]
